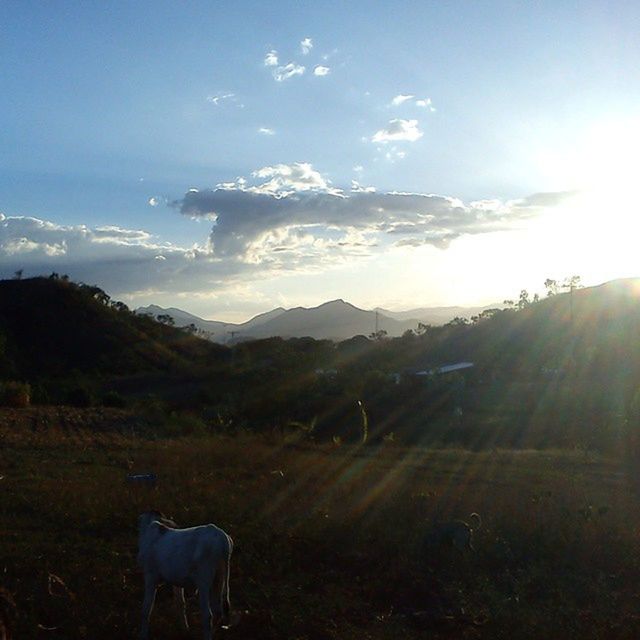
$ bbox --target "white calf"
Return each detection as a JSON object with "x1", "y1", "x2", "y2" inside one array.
[{"x1": 137, "y1": 511, "x2": 233, "y2": 640}]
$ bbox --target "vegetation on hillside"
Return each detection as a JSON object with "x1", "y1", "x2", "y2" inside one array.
[
  {"x1": 0, "y1": 276, "x2": 229, "y2": 379},
  {"x1": 0, "y1": 276, "x2": 230, "y2": 404},
  {"x1": 2, "y1": 277, "x2": 640, "y2": 638},
  {"x1": 2, "y1": 276, "x2": 640, "y2": 451}
]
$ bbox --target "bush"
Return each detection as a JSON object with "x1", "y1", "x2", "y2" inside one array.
[
  {"x1": 0, "y1": 380, "x2": 31, "y2": 407},
  {"x1": 29, "y1": 383, "x2": 51, "y2": 405}
]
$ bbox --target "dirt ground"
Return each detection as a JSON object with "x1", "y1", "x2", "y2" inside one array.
[{"x1": 2, "y1": 412, "x2": 640, "y2": 639}]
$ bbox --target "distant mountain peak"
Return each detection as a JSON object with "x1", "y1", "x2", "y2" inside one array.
[
  {"x1": 135, "y1": 297, "x2": 508, "y2": 343},
  {"x1": 317, "y1": 298, "x2": 363, "y2": 311}
]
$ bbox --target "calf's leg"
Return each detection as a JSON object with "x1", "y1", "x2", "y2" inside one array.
[
  {"x1": 198, "y1": 586, "x2": 213, "y2": 640},
  {"x1": 214, "y1": 558, "x2": 230, "y2": 627},
  {"x1": 139, "y1": 577, "x2": 157, "y2": 640},
  {"x1": 174, "y1": 586, "x2": 189, "y2": 630}
]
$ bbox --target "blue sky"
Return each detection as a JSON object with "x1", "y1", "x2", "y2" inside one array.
[{"x1": 2, "y1": 1, "x2": 639, "y2": 320}]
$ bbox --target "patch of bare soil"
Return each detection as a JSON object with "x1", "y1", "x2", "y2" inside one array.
[{"x1": 0, "y1": 406, "x2": 147, "y2": 437}]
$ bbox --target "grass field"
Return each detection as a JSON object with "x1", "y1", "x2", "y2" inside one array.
[{"x1": 2, "y1": 412, "x2": 640, "y2": 639}]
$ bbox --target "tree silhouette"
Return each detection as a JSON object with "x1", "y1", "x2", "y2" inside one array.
[{"x1": 544, "y1": 278, "x2": 558, "y2": 296}]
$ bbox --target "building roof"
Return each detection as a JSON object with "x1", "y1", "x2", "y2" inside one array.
[{"x1": 415, "y1": 361, "x2": 474, "y2": 376}]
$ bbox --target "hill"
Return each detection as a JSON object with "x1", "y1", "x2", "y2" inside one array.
[
  {"x1": 3, "y1": 276, "x2": 640, "y2": 450},
  {"x1": 137, "y1": 299, "x2": 418, "y2": 342},
  {"x1": 237, "y1": 299, "x2": 416, "y2": 341},
  {"x1": 0, "y1": 277, "x2": 229, "y2": 382},
  {"x1": 136, "y1": 304, "x2": 287, "y2": 341},
  {"x1": 422, "y1": 278, "x2": 640, "y2": 375},
  {"x1": 214, "y1": 278, "x2": 640, "y2": 447}
]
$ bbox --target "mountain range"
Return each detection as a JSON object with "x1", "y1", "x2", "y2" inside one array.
[{"x1": 136, "y1": 300, "x2": 496, "y2": 343}]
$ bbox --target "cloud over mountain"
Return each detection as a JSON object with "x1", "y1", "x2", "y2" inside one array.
[
  {"x1": 174, "y1": 164, "x2": 573, "y2": 261},
  {"x1": 0, "y1": 213, "x2": 219, "y2": 294},
  {"x1": 0, "y1": 169, "x2": 574, "y2": 300}
]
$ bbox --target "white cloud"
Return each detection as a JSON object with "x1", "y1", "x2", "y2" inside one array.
[
  {"x1": 206, "y1": 93, "x2": 236, "y2": 106},
  {"x1": 272, "y1": 62, "x2": 305, "y2": 82},
  {"x1": 258, "y1": 127, "x2": 275, "y2": 136},
  {"x1": 264, "y1": 50, "x2": 278, "y2": 67},
  {"x1": 416, "y1": 97, "x2": 436, "y2": 111},
  {"x1": 300, "y1": 37, "x2": 313, "y2": 55},
  {"x1": 390, "y1": 95, "x2": 436, "y2": 111},
  {"x1": 351, "y1": 180, "x2": 376, "y2": 193},
  {"x1": 0, "y1": 214, "x2": 242, "y2": 296},
  {"x1": 372, "y1": 119, "x2": 423, "y2": 143},
  {"x1": 3, "y1": 237, "x2": 66, "y2": 257},
  {"x1": 174, "y1": 163, "x2": 573, "y2": 260},
  {"x1": 353, "y1": 165, "x2": 364, "y2": 173},
  {"x1": 212, "y1": 162, "x2": 338, "y2": 198},
  {"x1": 384, "y1": 148, "x2": 407, "y2": 162},
  {"x1": 0, "y1": 179, "x2": 573, "y2": 299},
  {"x1": 313, "y1": 65, "x2": 330, "y2": 76},
  {"x1": 391, "y1": 94, "x2": 414, "y2": 106},
  {"x1": 148, "y1": 197, "x2": 161, "y2": 207},
  {"x1": 241, "y1": 226, "x2": 376, "y2": 266},
  {"x1": 265, "y1": 41, "x2": 317, "y2": 81},
  {"x1": 249, "y1": 162, "x2": 340, "y2": 196}
]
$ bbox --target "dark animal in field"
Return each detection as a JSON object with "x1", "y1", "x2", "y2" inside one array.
[
  {"x1": 137, "y1": 511, "x2": 233, "y2": 640},
  {"x1": 424, "y1": 512, "x2": 482, "y2": 553},
  {"x1": 0, "y1": 587, "x2": 16, "y2": 640}
]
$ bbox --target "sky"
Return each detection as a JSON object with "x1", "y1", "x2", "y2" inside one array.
[{"x1": 1, "y1": 1, "x2": 639, "y2": 321}]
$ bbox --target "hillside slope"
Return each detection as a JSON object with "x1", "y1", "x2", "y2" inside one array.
[
  {"x1": 417, "y1": 278, "x2": 640, "y2": 377},
  {"x1": 0, "y1": 278, "x2": 229, "y2": 379},
  {"x1": 136, "y1": 304, "x2": 287, "y2": 340}
]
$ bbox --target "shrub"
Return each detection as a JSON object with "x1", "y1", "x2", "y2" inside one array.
[
  {"x1": 29, "y1": 383, "x2": 51, "y2": 405},
  {"x1": 0, "y1": 380, "x2": 31, "y2": 407}
]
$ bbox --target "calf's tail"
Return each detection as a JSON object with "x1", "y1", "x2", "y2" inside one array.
[{"x1": 469, "y1": 512, "x2": 482, "y2": 531}]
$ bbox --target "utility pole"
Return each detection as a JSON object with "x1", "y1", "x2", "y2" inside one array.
[{"x1": 563, "y1": 275, "x2": 581, "y2": 325}]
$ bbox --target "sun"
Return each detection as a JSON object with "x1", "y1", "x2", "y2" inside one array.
[
  {"x1": 524, "y1": 116, "x2": 640, "y2": 282},
  {"x1": 580, "y1": 119, "x2": 640, "y2": 192},
  {"x1": 537, "y1": 116, "x2": 640, "y2": 195}
]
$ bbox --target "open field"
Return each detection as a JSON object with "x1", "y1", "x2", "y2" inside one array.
[{"x1": 2, "y1": 412, "x2": 640, "y2": 639}]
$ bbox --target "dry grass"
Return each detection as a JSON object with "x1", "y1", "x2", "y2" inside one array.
[{"x1": 2, "y1": 419, "x2": 640, "y2": 639}]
